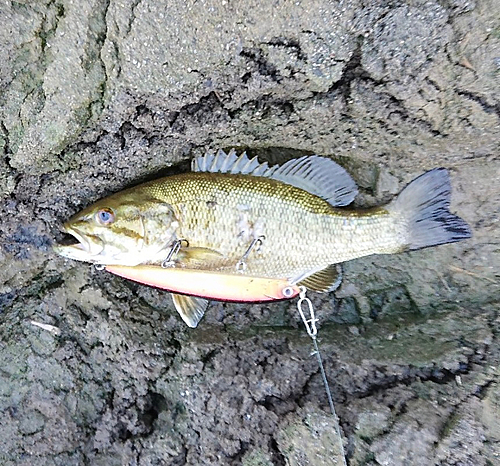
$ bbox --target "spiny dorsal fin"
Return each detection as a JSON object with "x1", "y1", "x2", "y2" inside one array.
[
  {"x1": 171, "y1": 293, "x2": 209, "y2": 327},
  {"x1": 192, "y1": 149, "x2": 268, "y2": 175},
  {"x1": 192, "y1": 150, "x2": 358, "y2": 207},
  {"x1": 296, "y1": 264, "x2": 343, "y2": 293}
]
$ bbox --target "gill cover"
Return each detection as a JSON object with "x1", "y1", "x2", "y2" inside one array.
[{"x1": 55, "y1": 193, "x2": 179, "y2": 265}]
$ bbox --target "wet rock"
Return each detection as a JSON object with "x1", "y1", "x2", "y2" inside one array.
[
  {"x1": 1, "y1": 0, "x2": 499, "y2": 465},
  {"x1": 276, "y1": 404, "x2": 346, "y2": 465}
]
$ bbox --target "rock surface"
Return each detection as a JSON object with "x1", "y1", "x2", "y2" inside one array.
[{"x1": 0, "y1": 0, "x2": 499, "y2": 464}]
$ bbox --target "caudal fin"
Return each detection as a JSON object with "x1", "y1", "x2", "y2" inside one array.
[{"x1": 388, "y1": 168, "x2": 471, "y2": 250}]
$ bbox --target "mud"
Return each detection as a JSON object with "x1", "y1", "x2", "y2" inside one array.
[{"x1": 1, "y1": 0, "x2": 499, "y2": 465}]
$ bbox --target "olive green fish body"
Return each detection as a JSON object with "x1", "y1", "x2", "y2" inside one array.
[{"x1": 136, "y1": 172, "x2": 402, "y2": 282}]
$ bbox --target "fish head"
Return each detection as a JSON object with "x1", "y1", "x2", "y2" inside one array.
[{"x1": 54, "y1": 190, "x2": 179, "y2": 266}]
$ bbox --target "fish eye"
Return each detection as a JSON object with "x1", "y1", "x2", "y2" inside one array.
[
  {"x1": 95, "y1": 208, "x2": 115, "y2": 225},
  {"x1": 282, "y1": 286, "x2": 295, "y2": 298}
]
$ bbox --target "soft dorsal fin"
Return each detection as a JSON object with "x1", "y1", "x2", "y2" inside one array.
[
  {"x1": 192, "y1": 149, "x2": 358, "y2": 207},
  {"x1": 171, "y1": 293, "x2": 209, "y2": 327},
  {"x1": 295, "y1": 264, "x2": 343, "y2": 293}
]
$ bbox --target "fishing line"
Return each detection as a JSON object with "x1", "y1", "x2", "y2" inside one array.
[{"x1": 297, "y1": 286, "x2": 347, "y2": 466}]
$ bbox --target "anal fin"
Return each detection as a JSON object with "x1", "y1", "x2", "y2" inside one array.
[
  {"x1": 171, "y1": 293, "x2": 209, "y2": 327},
  {"x1": 297, "y1": 264, "x2": 343, "y2": 293}
]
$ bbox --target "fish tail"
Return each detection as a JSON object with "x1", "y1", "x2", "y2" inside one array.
[{"x1": 388, "y1": 168, "x2": 471, "y2": 250}]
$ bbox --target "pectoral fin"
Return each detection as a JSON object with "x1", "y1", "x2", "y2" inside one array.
[
  {"x1": 296, "y1": 264, "x2": 343, "y2": 293},
  {"x1": 171, "y1": 293, "x2": 209, "y2": 327},
  {"x1": 176, "y1": 247, "x2": 226, "y2": 268}
]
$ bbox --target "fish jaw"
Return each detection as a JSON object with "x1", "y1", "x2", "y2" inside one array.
[
  {"x1": 53, "y1": 224, "x2": 104, "y2": 263},
  {"x1": 53, "y1": 222, "x2": 170, "y2": 266}
]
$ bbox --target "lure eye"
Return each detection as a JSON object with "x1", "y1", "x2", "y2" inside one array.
[
  {"x1": 282, "y1": 286, "x2": 295, "y2": 298},
  {"x1": 95, "y1": 208, "x2": 115, "y2": 225}
]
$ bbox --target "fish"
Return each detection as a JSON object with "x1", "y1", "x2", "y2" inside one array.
[{"x1": 54, "y1": 149, "x2": 471, "y2": 327}]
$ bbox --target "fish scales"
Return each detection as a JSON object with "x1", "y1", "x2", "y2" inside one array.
[{"x1": 137, "y1": 172, "x2": 404, "y2": 280}]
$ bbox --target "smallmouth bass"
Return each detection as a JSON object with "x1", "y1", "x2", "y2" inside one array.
[{"x1": 54, "y1": 150, "x2": 471, "y2": 326}]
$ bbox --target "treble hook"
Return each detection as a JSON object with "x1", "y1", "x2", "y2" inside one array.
[
  {"x1": 161, "y1": 239, "x2": 189, "y2": 268},
  {"x1": 235, "y1": 235, "x2": 265, "y2": 272}
]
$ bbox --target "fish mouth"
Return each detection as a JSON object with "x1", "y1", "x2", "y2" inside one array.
[{"x1": 53, "y1": 224, "x2": 104, "y2": 262}]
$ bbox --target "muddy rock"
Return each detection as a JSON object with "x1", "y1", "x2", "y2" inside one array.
[{"x1": 1, "y1": 0, "x2": 499, "y2": 465}]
